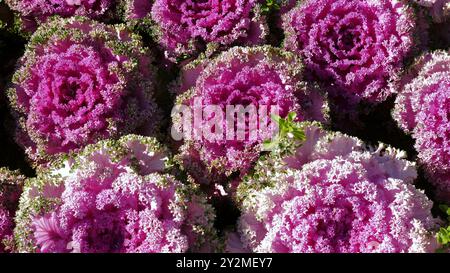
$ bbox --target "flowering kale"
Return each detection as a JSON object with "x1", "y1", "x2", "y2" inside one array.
[
  {"x1": 235, "y1": 124, "x2": 438, "y2": 253},
  {"x1": 124, "y1": 0, "x2": 268, "y2": 61},
  {"x1": 0, "y1": 168, "x2": 24, "y2": 253},
  {"x1": 6, "y1": 0, "x2": 118, "y2": 29},
  {"x1": 393, "y1": 50, "x2": 450, "y2": 201},
  {"x1": 0, "y1": 0, "x2": 448, "y2": 255},
  {"x1": 283, "y1": 0, "x2": 416, "y2": 103},
  {"x1": 172, "y1": 46, "x2": 328, "y2": 178},
  {"x1": 14, "y1": 135, "x2": 218, "y2": 253},
  {"x1": 8, "y1": 17, "x2": 160, "y2": 165}
]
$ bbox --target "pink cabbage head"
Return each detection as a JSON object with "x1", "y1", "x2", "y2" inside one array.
[
  {"x1": 283, "y1": 0, "x2": 416, "y2": 103},
  {"x1": 172, "y1": 46, "x2": 328, "y2": 178},
  {"x1": 0, "y1": 168, "x2": 24, "y2": 253},
  {"x1": 140, "y1": 0, "x2": 268, "y2": 61},
  {"x1": 8, "y1": 17, "x2": 160, "y2": 165},
  {"x1": 236, "y1": 124, "x2": 438, "y2": 253},
  {"x1": 6, "y1": 0, "x2": 117, "y2": 28},
  {"x1": 14, "y1": 135, "x2": 218, "y2": 253},
  {"x1": 393, "y1": 50, "x2": 450, "y2": 201}
]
